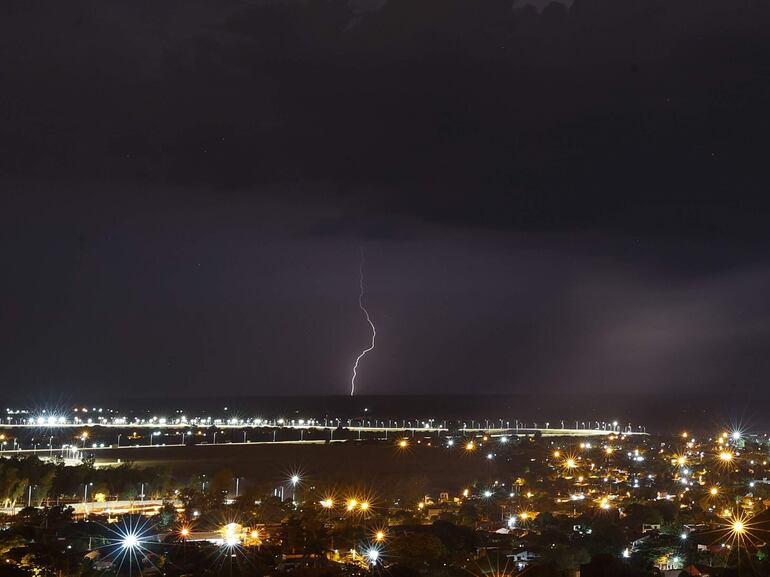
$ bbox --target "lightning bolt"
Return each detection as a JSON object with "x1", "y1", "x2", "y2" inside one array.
[{"x1": 351, "y1": 249, "x2": 376, "y2": 396}]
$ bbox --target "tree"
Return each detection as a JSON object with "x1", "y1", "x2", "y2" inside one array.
[
  {"x1": 0, "y1": 534, "x2": 26, "y2": 556},
  {"x1": 210, "y1": 468, "x2": 234, "y2": 501},
  {"x1": 458, "y1": 502, "x2": 480, "y2": 527},
  {"x1": 156, "y1": 501, "x2": 178, "y2": 530},
  {"x1": 390, "y1": 533, "x2": 448, "y2": 573}
]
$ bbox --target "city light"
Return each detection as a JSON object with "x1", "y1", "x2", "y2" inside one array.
[
  {"x1": 122, "y1": 533, "x2": 139, "y2": 549},
  {"x1": 715, "y1": 510, "x2": 762, "y2": 552},
  {"x1": 364, "y1": 545, "x2": 382, "y2": 565},
  {"x1": 223, "y1": 523, "x2": 240, "y2": 547},
  {"x1": 719, "y1": 451, "x2": 734, "y2": 462},
  {"x1": 2, "y1": 413, "x2": 768, "y2": 576},
  {"x1": 102, "y1": 517, "x2": 157, "y2": 573}
]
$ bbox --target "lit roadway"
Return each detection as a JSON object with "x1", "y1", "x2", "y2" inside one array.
[
  {"x1": 1, "y1": 423, "x2": 647, "y2": 438},
  {"x1": 3, "y1": 415, "x2": 643, "y2": 435}
]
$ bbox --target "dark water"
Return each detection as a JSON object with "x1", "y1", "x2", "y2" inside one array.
[{"x1": 15, "y1": 394, "x2": 765, "y2": 435}]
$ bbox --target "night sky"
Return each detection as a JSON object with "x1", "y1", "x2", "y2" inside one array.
[{"x1": 2, "y1": 0, "x2": 770, "y2": 399}]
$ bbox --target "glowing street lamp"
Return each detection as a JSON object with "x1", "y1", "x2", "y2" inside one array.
[
  {"x1": 121, "y1": 533, "x2": 139, "y2": 549},
  {"x1": 225, "y1": 535, "x2": 239, "y2": 547},
  {"x1": 365, "y1": 546, "x2": 380, "y2": 567},
  {"x1": 223, "y1": 523, "x2": 240, "y2": 547},
  {"x1": 289, "y1": 474, "x2": 301, "y2": 501}
]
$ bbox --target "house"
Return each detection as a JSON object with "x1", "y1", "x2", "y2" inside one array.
[
  {"x1": 630, "y1": 533, "x2": 653, "y2": 551},
  {"x1": 507, "y1": 549, "x2": 539, "y2": 570},
  {"x1": 665, "y1": 564, "x2": 712, "y2": 577},
  {"x1": 656, "y1": 554, "x2": 683, "y2": 571}
]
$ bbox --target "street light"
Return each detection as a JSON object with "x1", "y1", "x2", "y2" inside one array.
[
  {"x1": 290, "y1": 474, "x2": 301, "y2": 501},
  {"x1": 122, "y1": 533, "x2": 139, "y2": 549},
  {"x1": 83, "y1": 482, "x2": 93, "y2": 516},
  {"x1": 364, "y1": 546, "x2": 380, "y2": 567}
]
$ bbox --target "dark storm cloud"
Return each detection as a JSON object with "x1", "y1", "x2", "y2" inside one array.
[{"x1": 2, "y1": 0, "x2": 770, "y2": 398}]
